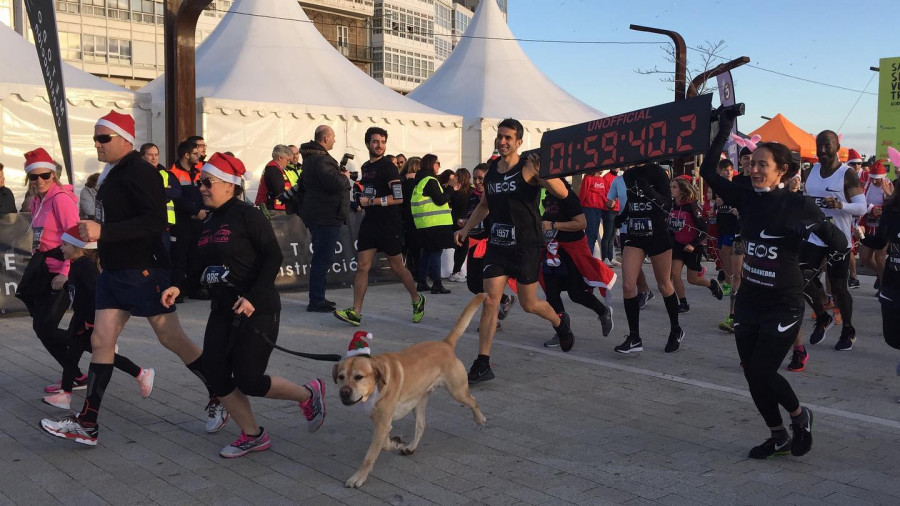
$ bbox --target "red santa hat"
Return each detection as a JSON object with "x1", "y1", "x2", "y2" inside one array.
[
  {"x1": 23, "y1": 148, "x2": 56, "y2": 173},
  {"x1": 201, "y1": 152, "x2": 245, "y2": 185},
  {"x1": 676, "y1": 174, "x2": 693, "y2": 182},
  {"x1": 846, "y1": 149, "x2": 863, "y2": 164},
  {"x1": 61, "y1": 225, "x2": 96, "y2": 249},
  {"x1": 95, "y1": 110, "x2": 135, "y2": 145},
  {"x1": 346, "y1": 331, "x2": 373, "y2": 358},
  {"x1": 869, "y1": 160, "x2": 888, "y2": 179}
]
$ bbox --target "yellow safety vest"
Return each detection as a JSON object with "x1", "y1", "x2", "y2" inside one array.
[
  {"x1": 159, "y1": 169, "x2": 176, "y2": 226},
  {"x1": 411, "y1": 176, "x2": 453, "y2": 229},
  {"x1": 285, "y1": 164, "x2": 301, "y2": 186}
]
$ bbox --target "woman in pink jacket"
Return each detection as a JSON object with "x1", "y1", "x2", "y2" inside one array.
[{"x1": 21, "y1": 148, "x2": 83, "y2": 393}]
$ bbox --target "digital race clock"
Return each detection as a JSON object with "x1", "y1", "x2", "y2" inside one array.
[{"x1": 539, "y1": 94, "x2": 714, "y2": 179}]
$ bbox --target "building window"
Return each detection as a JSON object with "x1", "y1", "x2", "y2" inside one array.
[
  {"x1": 59, "y1": 32, "x2": 82, "y2": 60},
  {"x1": 337, "y1": 25, "x2": 349, "y2": 56},
  {"x1": 435, "y1": 2, "x2": 451, "y2": 31},
  {"x1": 107, "y1": 0, "x2": 130, "y2": 20},
  {"x1": 108, "y1": 37, "x2": 132, "y2": 65}
]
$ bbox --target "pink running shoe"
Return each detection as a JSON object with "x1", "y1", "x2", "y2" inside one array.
[
  {"x1": 299, "y1": 379, "x2": 326, "y2": 433},
  {"x1": 42, "y1": 392, "x2": 71, "y2": 410},
  {"x1": 137, "y1": 368, "x2": 155, "y2": 399},
  {"x1": 44, "y1": 374, "x2": 87, "y2": 394}
]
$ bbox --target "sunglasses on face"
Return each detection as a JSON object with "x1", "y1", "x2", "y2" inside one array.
[
  {"x1": 27, "y1": 172, "x2": 53, "y2": 181},
  {"x1": 197, "y1": 177, "x2": 225, "y2": 189},
  {"x1": 93, "y1": 133, "x2": 121, "y2": 144},
  {"x1": 849, "y1": 162, "x2": 862, "y2": 166}
]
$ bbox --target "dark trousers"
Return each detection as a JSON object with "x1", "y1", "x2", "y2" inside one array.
[
  {"x1": 466, "y1": 246, "x2": 485, "y2": 295},
  {"x1": 32, "y1": 288, "x2": 72, "y2": 371},
  {"x1": 308, "y1": 223, "x2": 342, "y2": 305},
  {"x1": 543, "y1": 251, "x2": 606, "y2": 317},
  {"x1": 203, "y1": 310, "x2": 279, "y2": 398},
  {"x1": 880, "y1": 286, "x2": 900, "y2": 350},
  {"x1": 418, "y1": 250, "x2": 443, "y2": 286},
  {"x1": 452, "y1": 241, "x2": 467, "y2": 274},
  {"x1": 600, "y1": 210, "x2": 618, "y2": 261},
  {"x1": 584, "y1": 207, "x2": 603, "y2": 255}
]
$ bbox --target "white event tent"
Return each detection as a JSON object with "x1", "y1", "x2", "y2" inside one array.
[
  {"x1": 408, "y1": 0, "x2": 605, "y2": 168},
  {"x1": 0, "y1": 24, "x2": 149, "y2": 203},
  {"x1": 141, "y1": 0, "x2": 463, "y2": 185}
]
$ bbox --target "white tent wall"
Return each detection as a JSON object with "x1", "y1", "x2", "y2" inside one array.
[
  {"x1": 0, "y1": 86, "x2": 150, "y2": 204},
  {"x1": 150, "y1": 97, "x2": 462, "y2": 193}
]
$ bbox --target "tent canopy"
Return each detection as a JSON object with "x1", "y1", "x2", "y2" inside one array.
[
  {"x1": 748, "y1": 114, "x2": 849, "y2": 162},
  {"x1": 408, "y1": 0, "x2": 604, "y2": 123}
]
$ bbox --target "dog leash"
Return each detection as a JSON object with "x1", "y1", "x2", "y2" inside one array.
[{"x1": 232, "y1": 314, "x2": 343, "y2": 362}]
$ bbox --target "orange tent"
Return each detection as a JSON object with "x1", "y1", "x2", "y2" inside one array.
[{"x1": 747, "y1": 114, "x2": 849, "y2": 162}]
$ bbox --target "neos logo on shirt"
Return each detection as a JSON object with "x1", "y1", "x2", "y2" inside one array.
[{"x1": 744, "y1": 240, "x2": 778, "y2": 259}]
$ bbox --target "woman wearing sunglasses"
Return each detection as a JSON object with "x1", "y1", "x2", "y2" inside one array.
[
  {"x1": 20, "y1": 147, "x2": 83, "y2": 392},
  {"x1": 161, "y1": 152, "x2": 326, "y2": 458}
]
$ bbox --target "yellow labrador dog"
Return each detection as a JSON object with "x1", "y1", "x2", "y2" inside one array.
[{"x1": 333, "y1": 294, "x2": 487, "y2": 488}]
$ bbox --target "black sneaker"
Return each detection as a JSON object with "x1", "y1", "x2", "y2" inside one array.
[
  {"x1": 677, "y1": 301, "x2": 690, "y2": 314},
  {"x1": 639, "y1": 291, "x2": 654, "y2": 310},
  {"x1": 717, "y1": 269, "x2": 727, "y2": 283},
  {"x1": 790, "y1": 407, "x2": 813, "y2": 456},
  {"x1": 498, "y1": 294, "x2": 517, "y2": 321},
  {"x1": 787, "y1": 347, "x2": 809, "y2": 372},
  {"x1": 834, "y1": 325, "x2": 855, "y2": 351},
  {"x1": 748, "y1": 436, "x2": 792, "y2": 459},
  {"x1": 848, "y1": 277, "x2": 860, "y2": 289},
  {"x1": 614, "y1": 335, "x2": 643, "y2": 354},
  {"x1": 664, "y1": 327, "x2": 685, "y2": 353},
  {"x1": 543, "y1": 335, "x2": 559, "y2": 347},
  {"x1": 555, "y1": 312, "x2": 574, "y2": 352},
  {"x1": 808, "y1": 312, "x2": 834, "y2": 345},
  {"x1": 599, "y1": 307, "x2": 614, "y2": 337},
  {"x1": 709, "y1": 280, "x2": 724, "y2": 300},
  {"x1": 467, "y1": 359, "x2": 495, "y2": 384}
]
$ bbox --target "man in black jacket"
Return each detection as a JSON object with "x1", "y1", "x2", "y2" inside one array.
[{"x1": 302, "y1": 125, "x2": 351, "y2": 312}]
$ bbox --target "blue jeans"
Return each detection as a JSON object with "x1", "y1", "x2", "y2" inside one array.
[
  {"x1": 600, "y1": 209, "x2": 618, "y2": 261},
  {"x1": 308, "y1": 224, "x2": 342, "y2": 304},
  {"x1": 584, "y1": 207, "x2": 604, "y2": 255},
  {"x1": 418, "y1": 250, "x2": 442, "y2": 286}
]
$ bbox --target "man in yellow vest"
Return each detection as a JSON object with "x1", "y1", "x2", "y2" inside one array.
[
  {"x1": 285, "y1": 144, "x2": 302, "y2": 186},
  {"x1": 140, "y1": 142, "x2": 178, "y2": 253}
]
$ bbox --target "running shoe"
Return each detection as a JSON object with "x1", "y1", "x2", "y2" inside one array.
[
  {"x1": 220, "y1": 428, "x2": 271, "y2": 458},
  {"x1": 808, "y1": 312, "x2": 834, "y2": 345},
  {"x1": 498, "y1": 294, "x2": 517, "y2": 321},
  {"x1": 833, "y1": 308, "x2": 842, "y2": 326},
  {"x1": 411, "y1": 293, "x2": 426, "y2": 323},
  {"x1": 664, "y1": 327, "x2": 685, "y2": 353},
  {"x1": 300, "y1": 379, "x2": 326, "y2": 433},
  {"x1": 334, "y1": 307, "x2": 362, "y2": 326},
  {"x1": 721, "y1": 282, "x2": 732, "y2": 297},
  {"x1": 431, "y1": 285, "x2": 451, "y2": 294},
  {"x1": 467, "y1": 358, "x2": 495, "y2": 384},
  {"x1": 137, "y1": 368, "x2": 155, "y2": 399},
  {"x1": 614, "y1": 335, "x2": 643, "y2": 354},
  {"x1": 205, "y1": 396, "x2": 230, "y2": 433},
  {"x1": 42, "y1": 391, "x2": 71, "y2": 410},
  {"x1": 719, "y1": 316, "x2": 734, "y2": 333},
  {"x1": 610, "y1": 258, "x2": 621, "y2": 267},
  {"x1": 790, "y1": 407, "x2": 813, "y2": 456},
  {"x1": 709, "y1": 280, "x2": 724, "y2": 300},
  {"x1": 834, "y1": 325, "x2": 855, "y2": 351},
  {"x1": 717, "y1": 269, "x2": 727, "y2": 282},
  {"x1": 848, "y1": 277, "x2": 860, "y2": 289},
  {"x1": 555, "y1": 312, "x2": 575, "y2": 352},
  {"x1": 44, "y1": 374, "x2": 87, "y2": 394},
  {"x1": 599, "y1": 307, "x2": 614, "y2": 337},
  {"x1": 677, "y1": 301, "x2": 690, "y2": 314},
  {"x1": 787, "y1": 347, "x2": 809, "y2": 372},
  {"x1": 448, "y1": 272, "x2": 466, "y2": 283},
  {"x1": 40, "y1": 415, "x2": 98, "y2": 446},
  {"x1": 638, "y1": 291, "x2": 654, "y2": 310},
  {"x1": 748, "y1": 436, "x2": 792, "y2": 459},
  {"x1": 543, "y1": 335, "x2": 559, "y2": 347}
]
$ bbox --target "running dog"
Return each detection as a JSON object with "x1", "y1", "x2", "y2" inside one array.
[{"x1": 333, "y1": 294, "x2": 487, "y2": 488}]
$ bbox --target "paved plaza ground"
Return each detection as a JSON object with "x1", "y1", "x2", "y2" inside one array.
[{"x1": 1, "y1": 267, "x2": 899, "y2": 505}]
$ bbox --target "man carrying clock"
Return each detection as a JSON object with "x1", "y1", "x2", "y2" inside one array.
[{"x1": 454, "y1": 118, "x2": 575, "y2": 383}]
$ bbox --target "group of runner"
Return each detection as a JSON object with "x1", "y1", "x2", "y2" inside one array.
[{"x1": 24, "y1": 110, "x2": 900, "y2": 466}]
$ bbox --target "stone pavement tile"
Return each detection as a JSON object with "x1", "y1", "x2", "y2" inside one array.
[
  {"x1": 779, "y1": 492, "x2": 834, "y2": 506},
  {"x1": 654, "y1": 494, "x2": 707, "y2": 506},
  {"x1": 821, "y1": 492, "x2": 880, "y2": 506},
  {"x1": 464, "y1": 486, "x2": 531, "y2": 506}
]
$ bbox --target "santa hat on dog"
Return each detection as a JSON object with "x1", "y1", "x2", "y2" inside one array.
[
  {"x1": 201, "y1": 152, "x2": 246, "y2": 185},
  {"x1": 61, "y1": 225, "x2": 97, "y2": 249},
  {"x1": 23, "y1": 148, "x2": 56, "y2": 173},
  {"x1": 96, "y1": 110, "x2": 135, "y2": 145},
  {"x1": 346, "y1": 331, "x2": 373, "y2": 358}
]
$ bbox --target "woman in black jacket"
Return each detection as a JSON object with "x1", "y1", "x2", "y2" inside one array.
[
  {"x1": 413, "y1": 154, "x2": 455, "y2": 294},
  {"x1": 400, "y1": 157, "x2": 422, "y2": 278},
  {"x1": 449, "y1": 168, "x2": 472, "y2": 282}
]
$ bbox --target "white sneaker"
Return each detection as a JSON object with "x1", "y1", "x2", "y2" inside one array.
[
  {"x1": 42, "y1": 391, "x2": 71, "y2": 410},
  {"x1": 603, "y1": 259, "x2": 613, "y2": 267},
  {"x1": 205, "y1": 397, "x2": 230, "y2": 433},
  {"x1": 611, "y1": 258, "x2": 621, "y2": 266},
  {"x1": 450, "y1": 272, "x2": 466, "y2": 282},
  {"x1": 137, "y1": 368, "x2": 155, "y2": 399}
]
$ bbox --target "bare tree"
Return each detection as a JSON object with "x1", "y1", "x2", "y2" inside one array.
[{"x1": 635, "y1": 40, "x2": 728, "y2": 95}]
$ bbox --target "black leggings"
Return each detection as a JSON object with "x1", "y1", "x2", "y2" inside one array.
[
  {"x1": 734, "y1": 303, "x2": 803, "y2": 428},
  {"x1": 452, "y1": 242, "x2": 467, "y2": 274},
  {"x1": 61, "y1": 328, "x2": 141, "y2": 392},
  {"x1": 879, "y1": 287, "x2": 900, "y2": 350},
  {"x1": 466, "y1": 244, "x2": 485, "y2": 295},
  {"x1": 543, "y1": 250, "x2": 607, "y2": 317},
  {"x1": 31, "y1": 288, "x2": 76, "y2": 372},
  {"x1": 202, "y1": 310, "x2": 278, "y2": 398}
]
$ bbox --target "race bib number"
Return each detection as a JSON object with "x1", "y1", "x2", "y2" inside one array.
[
  {"x1": 200, "y1": 265, "x2": 231, "y2": 287},
  {"x1": 32, "y1": 227, "x2": 43, "y2": 251},
  {"x1": 489, "y1": 223, "x2": 516, "y2": 247},
  {"x1": 667, "y1": 217, "x2": 685, "y2": 232},
  {"x1": 627, "y1": 217, "x2": 653, "y2": 237}
]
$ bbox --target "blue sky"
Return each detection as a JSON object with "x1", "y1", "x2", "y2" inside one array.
[{"x1": 506, "y1": 0, "x2": 888, "y2": 156}]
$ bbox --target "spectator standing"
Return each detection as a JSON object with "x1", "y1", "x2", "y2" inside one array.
[
  {"x1": 254, "y1": 145, "x2": 293, "y2": 212},
  {"x1": 169, "y1": 140, "x2": 204, "y2": 293},
  {"x1": 449, "y1": 168, "x2": 472, "y2": 282},
  {"x1": 399, "y1": 157, "x2": 422, "y2": 277},
  {"x1": 413, "y1": 154, "x2": 455, "y2": 294},
  {"x1": 78, "y1": 174, "x2": 100, "y2": 220},
  {"x1": 285, "y1": 144, "x2": 302, "y2": 186},
  {"x1": 578, "y1": 171, "x2": 610, "y2": 260},
  {"x1": 0, "y1": 162, "x2": 18, "y2": 214}
]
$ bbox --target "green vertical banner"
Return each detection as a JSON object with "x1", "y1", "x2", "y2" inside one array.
[{"x1": 876, "y1": 57, "x2": 900, "y2": 170}]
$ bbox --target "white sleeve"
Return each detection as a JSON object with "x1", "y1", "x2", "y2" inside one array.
[{"x1": 841, "y1": 193, "x2": 868, "y2": 216}]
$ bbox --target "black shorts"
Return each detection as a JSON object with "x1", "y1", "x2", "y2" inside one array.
[
  {"x1": 799, "y1": 243, "x2": 850, "y2": 281},
  {"x1": 860, "y1": 234, "x2": 887, "y2": 251},
  {"x1": 95, "y1": 268, "x2": 175, "y2": 317},
  {"x1": 357, "y1": 217, "x2": 403, "y2": 257},
  {"x1": 483, "y1": 245, "x2": 541, "y2": 284},
  {"x1": 672, "y1": 243, "x2": 703, "y2": 272},
  {"x1": 621, "y1": 233, "x2": 672, "y2": 258}
]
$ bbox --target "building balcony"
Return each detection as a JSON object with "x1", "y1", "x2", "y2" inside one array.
[
  {"x1": 301, "y1": 0, "x2": 375, "y2": 17},
  {"x1": 332, "y1": 42, "x2": 372, "y2": 63}
]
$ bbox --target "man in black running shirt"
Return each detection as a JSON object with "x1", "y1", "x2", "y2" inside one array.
[{"x1": 455, "y1": 118, "x2": 575, "y2": 383}]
